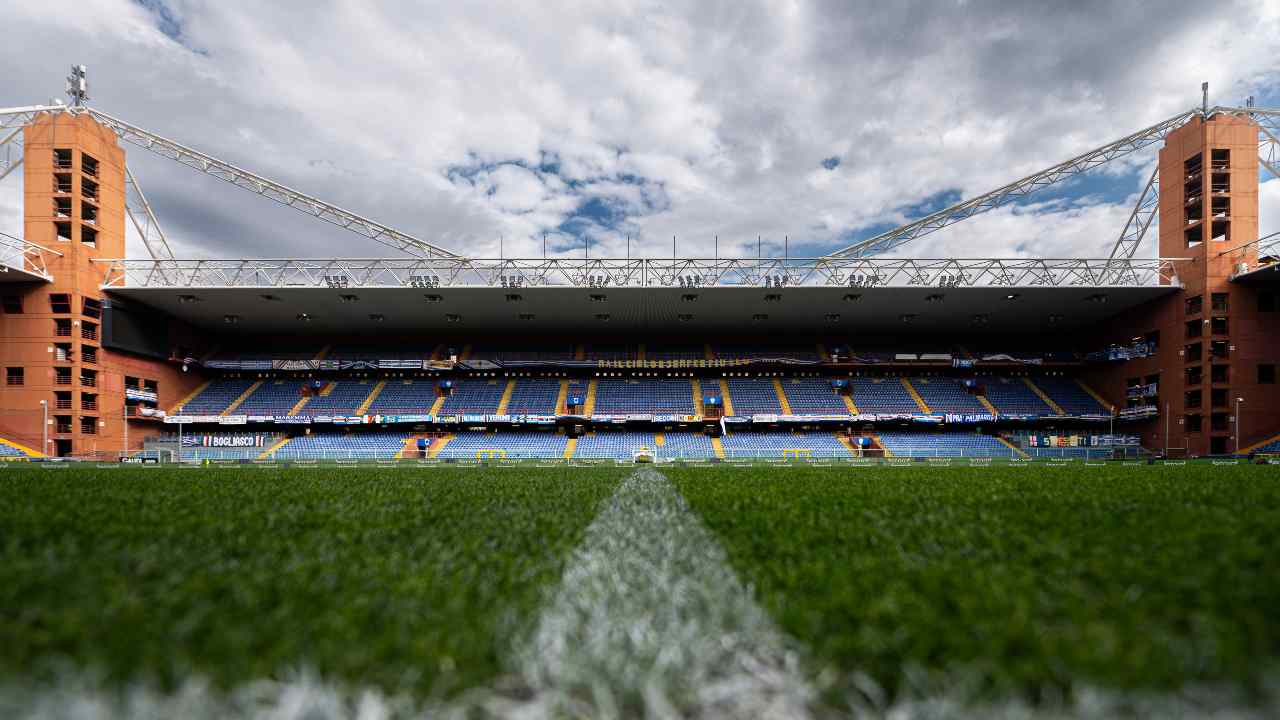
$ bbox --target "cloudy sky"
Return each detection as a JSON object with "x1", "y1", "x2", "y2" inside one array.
[{"x1": 2, "y1": 0, "x2": 1280, "y2": 261}]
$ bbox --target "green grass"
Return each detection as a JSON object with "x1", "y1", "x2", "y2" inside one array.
[
  {"x1": 0, "y1": 465, "x2": 624, "y2": 699},
  {"x1": 670, "y1": 464, "x2": 1280, "y2": 702}
]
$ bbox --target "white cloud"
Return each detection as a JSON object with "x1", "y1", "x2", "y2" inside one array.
[{"x1": 1, "y1": 0, "x2": 1279, "y2": 261}]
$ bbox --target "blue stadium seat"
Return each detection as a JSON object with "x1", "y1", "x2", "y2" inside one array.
[
  {"x1": 877, "y1": 432, "x2": 1015, "y2": 458},
  {"x1": 438, "y1": 430, "x2": 567, "y2": 459},
  {"x1": 302, "y1": 381, "x2": 375, "y2": 416},
  {"x1": 367, "y1": 380, "x2": 437, "y2": 414},
  {"x1": 983, "y1": 377, "x2": 1055, "y2": 415},
  {"x1": 235, "y1": 380, "x2": 308, "y2": 416},
  {"x1": 780, "y1": 378, "x2": 848, "y2": 415},
  {"x1": 724, "y1": 378, "x2": 782, "y2": 414},
  {"x1": 1035, "y1": 377, "x2": 1110, "y2": 416},
  {"x1": 504, "y1": 379, "x2": 561, "y2": 414},
  {"x1": 719, "y1": 431, "x2": 852, "y2": 458},
  {"x1": 851, "y1": 378, "x2": 919, "y2": 414},
  {"x1": 178, "y1": 378, "x2": 256, "y2": 415},
  {"x1": 268, "y1": 431, "x2": 407, "y2": 460},
  {"x1": 574, "y1": 431, "x2": 656, "y2": 459},
  {"x1": 910, "y1": 377, "x2": 986, "y2": 414},
  {"x1": 438, "y1": 379, "x2": 506, "y2": 414},
  {"x1": 593, "y1": 379, "x2": 695, "y2": 415}
]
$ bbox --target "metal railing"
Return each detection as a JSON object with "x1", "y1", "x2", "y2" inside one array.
[{"x1": 95, "y1": 257, "x2": 1185, "y2": 290}]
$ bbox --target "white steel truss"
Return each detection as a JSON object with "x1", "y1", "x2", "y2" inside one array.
[
  {"x1": 0, "y1": 231, "x2": 62, "y2": 280},
  {"x1": 1106, "y1": 165, "x2": 1160, "y2": 265},
  {"x1": 824, "y1": 108, "x2": 1202, "y2": 259},
  {"x1": 82, "y1": 108, "x2": 463, "y2": 261},
  {"x1": 96, "y1": 256, "x2": 1182, "y2": 290},
  {"x1": 0, "y1": 104, "x2": 463, "y2": 261},
  {"x1": 124, "y1": 163, "x2": 177, "y2": 275}
]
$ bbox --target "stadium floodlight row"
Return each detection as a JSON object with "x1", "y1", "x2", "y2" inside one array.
[{"x1": 0, "y1": 71, "x2": 1277, "y2": 459}]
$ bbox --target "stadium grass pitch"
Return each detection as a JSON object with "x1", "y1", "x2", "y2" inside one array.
[{"x1": 1, "y1": 462, "x2": 1278, "y2": 716}]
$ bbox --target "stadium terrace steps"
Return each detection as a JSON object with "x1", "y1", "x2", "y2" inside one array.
[
  {"x1": 654, "y1": 432, "x2": 665, "y2": 447},
  {"x1": 429, "y1": 394, "x2": 447, "y2": 415},
  {"x1": 977, "y1": 394, "x2": 999, "y2": 416},
  {"x1": 1242, "y1": 432, "x2": 1280, "y2": 454},
  {"x1": 314, "y1": 344, "x2": 331, "y2": 362},
  {"x1": 563, "y1": 437, "x2": 577, "y2": 459},
  {"x1": 842, "y1": 392, "x2": 858, "y2": 414},
  {"x1": 286, "y1": 395, "x2": 311, "y2": 417},
  {"x1": 495, "y1": 379, "x2": 517, "y2": 415},
  {"x1": 355, "y1": 380, "x2": 386, "y2": 415},
  {"x1": 556, "y1": 379, "x2": 571, "y2": 415},
  {"x1": 901, "y1": 378, "x2": 931, "y2": 414},
  {"x1": 583, "y1": 379, "x2": 599, "y2": 415},
  {"x1": 690, "y1": 379, "x2": 703, "y2": 416},
  {"x1": 171, "y1": 379, "x2": 212, "y2": 415},
  {"x1": 771, "y1": 378, "x2": 793, "y2": 415},
  {"x1": 872, "y1": 434, "x2": 893, "y2": 458},
  {"x1": 996, "y1": 435, "x2": 1030, "y2": 458},
  {"x1": 427, "y1": 434, "x2": 453, "y2": 459},
  {"x1": 877, "y1": 432, "x2": 1016, "y2": 458},
  {"x1": 317, "y1": 382, "x2": 336, "y2": 397},
  {"x1": 0, "y1": 436, "x2": 42, "y2": 458},
  {"x1": 221, "y1": 380, "x2": 263, "y2": 416},
  {"x1": 711, "y1": 435, "x2": 725, "y2": 458},
  {"x1": 259, "y1": 436, "x2": 292, "y2": 460},
  {"x1": 718, "y1": 379, "x2": 736, "y2": 416},
  {"x1": 1023, "y1": 378, "x2": 1066, "y2": 415},
  {"x1": 704, "y1": 343, "x2": 715, "y2": 360},
  {"x1": 1076, "y1": 379, "x2": 1116, "y2": 414},
  {"x1": 837, "y1": 434, "x2": 860, "y2": 455}
]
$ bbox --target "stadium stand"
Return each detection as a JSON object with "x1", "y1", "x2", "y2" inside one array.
[
  {"x1": 302, "y1": 381, "x2": 375, "y2": 416},
  {"x1": 1251, "y1": 438, "x2": 1280, "y2": 453},
  {"x1": 177, "y1": 378, "x2": 256, "y2": 414},
  {"x1": 877, "y1": 432, "x2": 1015, "y2": 457},
  {"x1": 366, "y1": 380, "x2": 437, "y2": 414},
  {"x1": 236, "y1": 380, "x2": 309, "y2": 416},
  {"x1": 503, "y1": 379, "x2": 561, "y2": 414},
  {"x1": 574, "y1": 431, "x2": 656, "y2": 459},
  {"x1": 269, "y1": 431, "x2": 407, "y2": 460},
  {"x1": 0, "y1": 444, "x2": 27, "y2": 457},
  {"x1": 437, "y1": 430, "x2": 567, "y2": 459},
  {"x1": 438, "y1": 379, "x2": 506, "y2": 414},
  {"x1": 593, "y1": 379, "x2": 695, "y2": 414},
  {"x1": 724, "y1": 378, "x2": 783, "y2": 414},
  {"x1": 657, "y1": 432, "x2": 717, "y2": 459},
  {"x1": 910, "y1": 377, "x2": 986, "y2": 414},
  {"x1": 852, "y1": 378, "x2": 919, "y2": 414},
  {"x1": 1034, "y1": 377, "x2": 1110, "y2": 415},
  {"x1": 779, "y1": 378, "x2": 848, "y2": 414},
  {"x1": 719, "y1": 431, "x2": 852, "y2": 458},
  {"x1": 983, "y1": 377, "x2": 1055, "y2": 415}
]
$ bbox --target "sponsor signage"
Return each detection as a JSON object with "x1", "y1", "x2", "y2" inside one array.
[
  {"x1": 219, "y1": 415, "x2": 248, "y2": 425},
  {"x1": 124, "y1": 387, "x2": 158, "y2": 402}
]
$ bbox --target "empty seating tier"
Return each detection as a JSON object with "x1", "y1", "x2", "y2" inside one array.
[
  {"x1": 983, "y1": 377, "x2": 1055, "y2": 415},
  {"x1": 438, "y1": 431, "x2": 567, "y2": 459},
  {"x1": 910, "y1": 377, "x2": 986, "y2": 414},
  {"x1": 574, "y1": 431, "x2": 656, "y2": 460},
  {"x1": 179, "y1": 379, "x2": 256, "y2": 415},
  {"x1": 269, "y1": 432, "x2": 407, "y2": 460},
  {"x1": 877, "y1": 432, "x2": 1015, "y2": 458},
  {"x1": 593, "y1": 379, "x2": 694, "y2": 415},
  {"x1": 302, "y1": 381, "x2": 375, "y2": 416},
  {"x1": 236, "y1": 380, "x2": 308, "y2": 416},
  {"x1": 719, "y1": 431, "x2": 851, "y2": 458},
  {"x1": 852, "y1": 378, "x2": 919, "y2": 414},
  {"x1": 724, "y1": 378, "x2": 782, "y2": 414},
  {"x1": 779, "y1": 378, "x2": 848, "y2": 415},
  {"x1": 1035, "y1": 378, "x2": 1110, "y2": 416},
  {"x1": 367, "y1": 380, "x2": 438, "y2": 414},
  {"x1": 438, "y1": 380, "x2": 506, "y2": 414},
  {"x1": 504, "y1": 379, "x2": 561, "y2": 414}
]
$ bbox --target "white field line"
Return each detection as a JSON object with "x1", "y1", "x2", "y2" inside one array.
[{"x1": 472, "y1": 466, "x2": 816, "y2": 719}]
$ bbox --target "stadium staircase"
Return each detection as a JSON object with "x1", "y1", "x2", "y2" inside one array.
[
  {"x1": 0, "y1": 436, "x2": 42, "y2": 458},
  {"x1": 841, "y1": 392, "x2": 858, "y2": 414},
  {"x1": 704, "y1": 343, "x2": 715, "y2": 360},
  {"x1": 717, "y1": 379, "x2": 735, "y2": 415},
  {"x1": 259, "y1": 436, "x2": 292, "y2": 460},
  {"x1": 427, "y1": 434, "x2": 453, "y2": 458},
  {"x1": 771, "y1": 378, "x2": 793, "y2": 414},
  {"x1": 690, "y1": 379, "x2": 704, "y2": 416},
  {"x1": 583, "y1": 379, "x2": 599, "y2": 415},
  {"x1": 397, "y1": 434, "x2": 432, "y2": 458},
  {"x1": 872, "y1": 434, "x2": 893, "y2": 457},
  {"x1": 837, "y1": 433, "x2": 859, "y2": 455},
  {"x1": 170, "y1": 379, "x2": 211, "y2": 414},
  {"x1": 495, "y1": 379, "x2": 517, "y2": 415},
  {"x1": 710, "y1": 436, "x2": 725, "y2": 458},
  {"x1": 355, "y1": 380, "x2": 386, "y2": 415},
  {"x1": 429, "y1": 393, "x2": 447, "y2": 415},
  {"x1": 574, "y1": 344, "x2": 586, "y2": 360},
  {"x1": 977, "y1": 393, "x2": 1000, "y2": 416},
  {"x1": 1242, "y1": 432, "x2": 1280, "y2": 454},
  {"x1": 654, "y1": 432, "x2": 664, "y2": 447},
  {"x1": 314, "y1": 345, "x2": 332, "y2": 362},
  {"x1": 1076, "y1": 379, "x2": 1116, "y2": 414},
  {"x1": 562, "y1": 436, "x2": 578, "y2": 459},
  {"x1": 555, "y1": 379, "x2": 571, "y2": 414},
  {"x1": 995, "y1": 435, "x2": 1029, "y2": 458},
  {"x1": 902, "y1": 378, "x2": 931, "y2": 414},
  {"x1": 222, "y1": 380, "x2": 263, "y2": 416},
  {"x1": 1022, "y1": 378, "x2": 1065, "y2": 415}
]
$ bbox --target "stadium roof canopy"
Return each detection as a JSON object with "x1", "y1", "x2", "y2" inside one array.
[{"x1": 108, "y1": 283, "x2": 1175, "y2": 334}]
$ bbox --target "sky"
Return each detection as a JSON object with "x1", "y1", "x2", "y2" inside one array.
[{"x1": 1, "y1": 0, "x2": 1280, "y2": 261}]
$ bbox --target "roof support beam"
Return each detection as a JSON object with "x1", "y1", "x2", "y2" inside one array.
[
  {"x1": 1107, "y1": 164, "x2": 1159, "y2": 263},
  {"x1": 83, "y1": 108, "x2": 464, "y2": 260},
  {"x1": 824, "y1": 108, "x2": 1201, "y2": 259}
]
